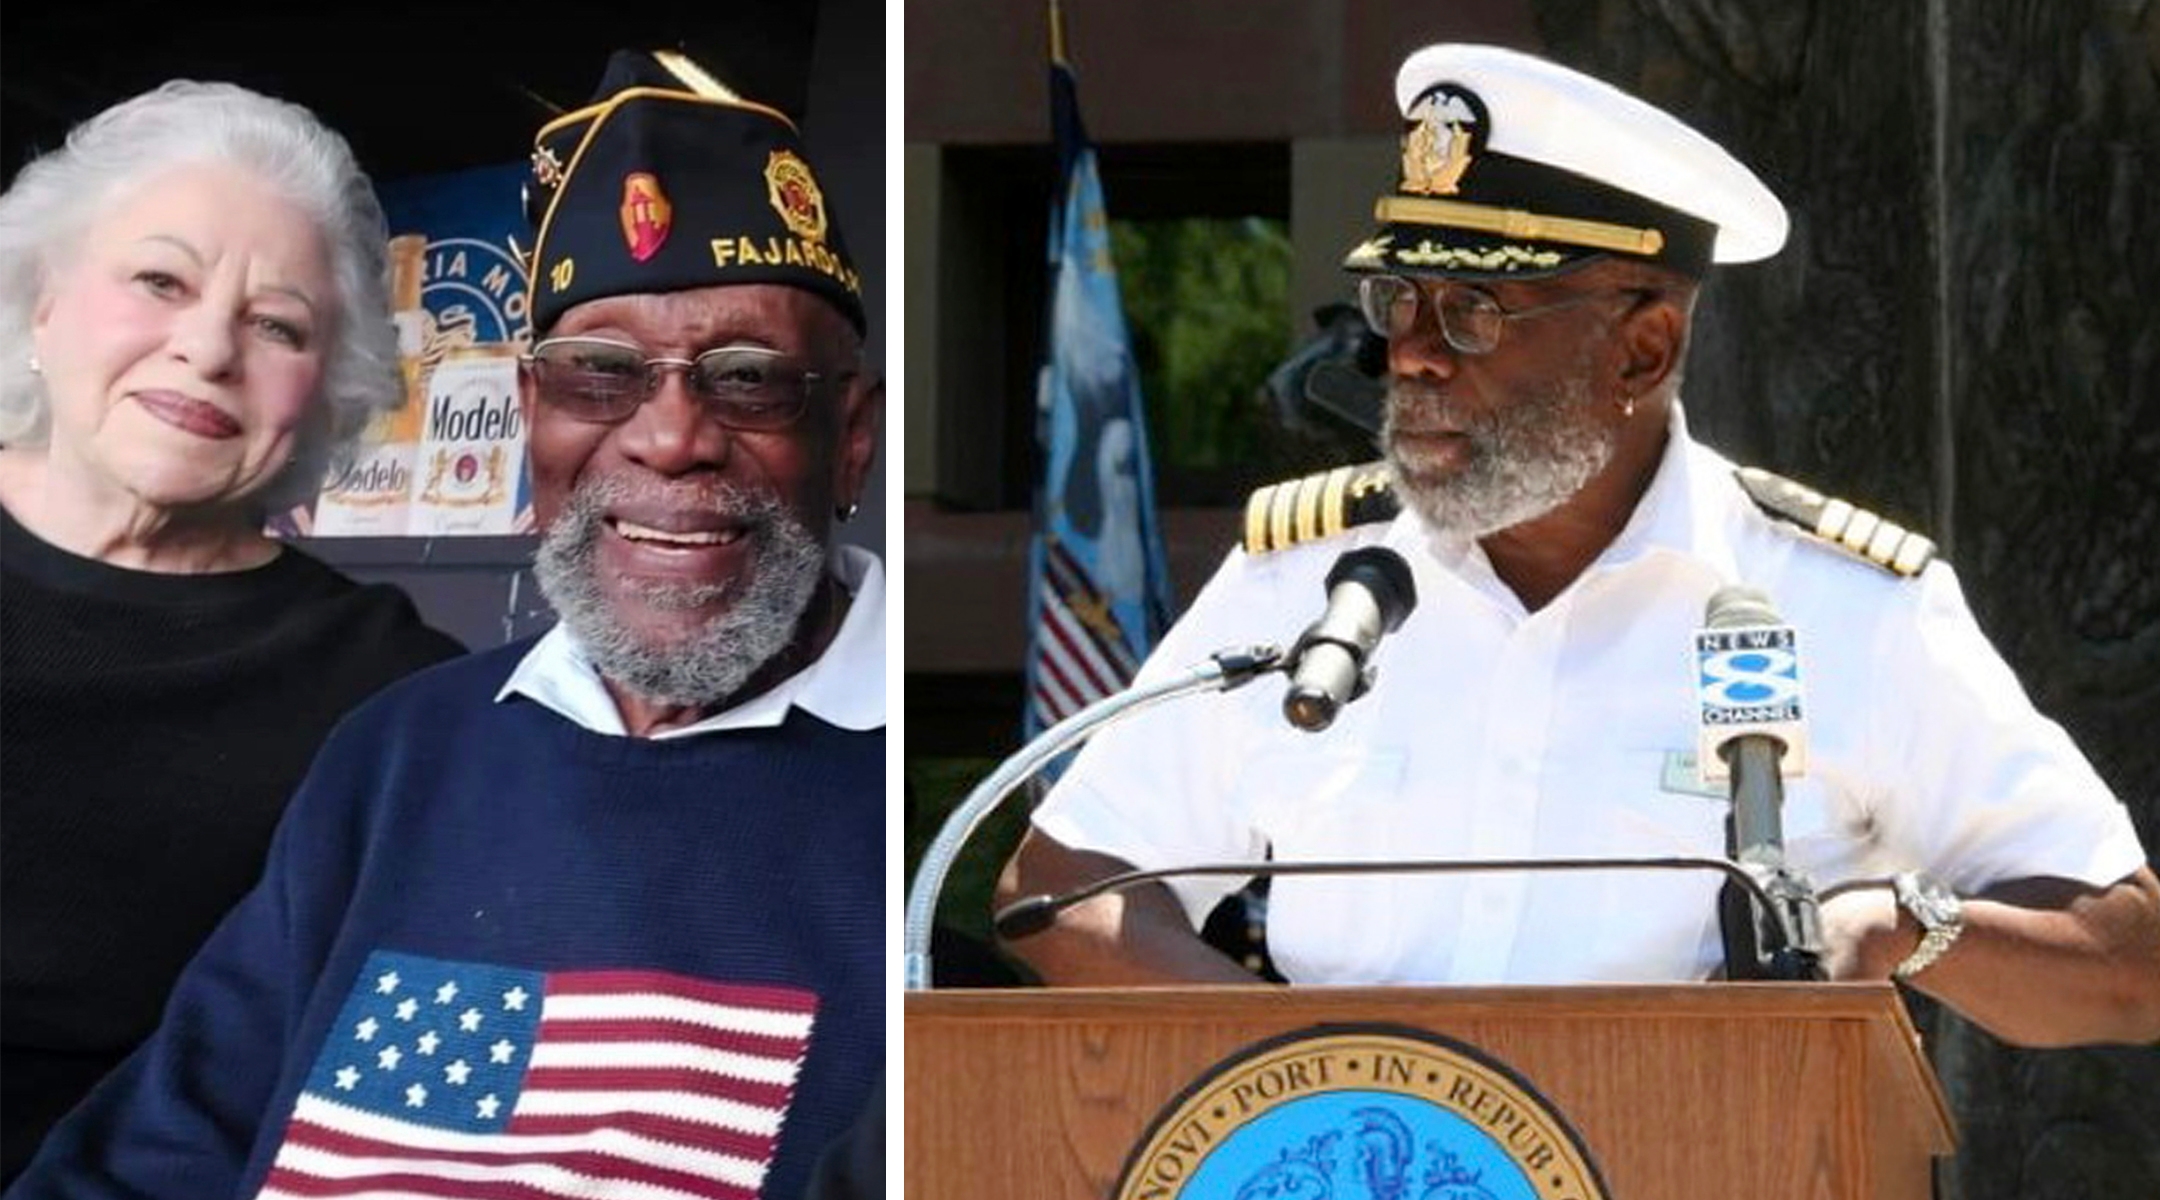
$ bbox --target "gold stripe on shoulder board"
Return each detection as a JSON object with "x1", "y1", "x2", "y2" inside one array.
[
  {"x1": 1733, "y1": 466, "x2": 1938, "y2": 577},
  {"x1": 1243, "y1": 462, "x2": 1400, "y2": 555},
  {"x1": 1320, "y1": 466, "x2": 1354, "y2": 539},
  {"x1": 1244, "y1": 481, "x2": 1277, "y2": 556},
  {"x1": 1293, "y1": 471, "x2": 1326, "y2": 543},
  {"x1": 1268, "y1": 476, "x2": 1299, "y2": 551}
]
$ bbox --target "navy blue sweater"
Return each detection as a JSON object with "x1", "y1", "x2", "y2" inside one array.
[{"x1": 7, "y1": 641, "x2": 883, "y2": 1200}]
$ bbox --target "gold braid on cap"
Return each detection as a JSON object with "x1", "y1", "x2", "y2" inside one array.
[
  {"x1": 1376, "y1": 195, "x2": 1666, "y2": 257},
  {"x1": 652, "y1": 49, "x2": 740, "y2": 100}
]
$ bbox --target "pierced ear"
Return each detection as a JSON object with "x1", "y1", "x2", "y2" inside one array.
[
  {"x1": 833, "y1": 373, "x2": 883, "y2": 508},
  {"x1": 1616, "y1": 293, "x2": 1686, "y2": 396}
]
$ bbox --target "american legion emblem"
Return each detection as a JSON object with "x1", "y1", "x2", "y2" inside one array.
[
  {"x1": 619, "y1": 171, "x2": 674, "y2": 263},
  {"x1": 763, "y1": 149, "x2": 829, "y2": 243},
  {"x1": 1116, "y1": 1025, "x2": 1608, "y2": 1200}
]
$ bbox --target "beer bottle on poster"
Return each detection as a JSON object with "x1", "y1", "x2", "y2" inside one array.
[{"x1": 313, "y1": 234, "x2": 429, "y2": 535}]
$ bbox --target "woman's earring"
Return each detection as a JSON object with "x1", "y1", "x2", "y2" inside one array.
[
  {"x1": 1619, "y1": 392, "x2": 1636, "y2": 419},
  {"x1": 26, "y1": 353, "x2": 41, "y2": 375},
  {"x1": 837, "y1": 501, "x2": 859, "y2": 522}
]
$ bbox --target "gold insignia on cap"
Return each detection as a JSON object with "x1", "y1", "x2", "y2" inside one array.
[
  {"x1": 530, "y1": 144, "x2": 565, "y2": 188},
  {"x1": 1401, "y1": 99, "x2": 1473, "y2": 196},
  {"x1": 619, "y1": 172, "x2": 673, "y2": 263},
  {"x1": 1396, "y1": 240, "x2": 1564, "y2": 271},
  {"x1": 1343, "y1": 236, "x2": 1392, "y2": 268},
  {"x1": 764, "y1": 150, "x2": 829, "y2": 244}
]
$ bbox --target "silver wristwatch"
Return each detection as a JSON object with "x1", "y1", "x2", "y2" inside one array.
[{"x1": 1891, "y1": 871, "x2": 1965, "y2": 981}]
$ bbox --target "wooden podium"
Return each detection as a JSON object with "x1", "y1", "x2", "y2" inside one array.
[{"x1": 906, "y1": 984, "x2": 1954, "y2": 1199}]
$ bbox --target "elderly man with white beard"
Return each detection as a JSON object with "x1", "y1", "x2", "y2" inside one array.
[
  {"x1": 997, "y1": 43, "x2": 2160, "y2": 1051},
  {"x1": 10, "y1": 49, "x2": 883, "y2": 1200}
]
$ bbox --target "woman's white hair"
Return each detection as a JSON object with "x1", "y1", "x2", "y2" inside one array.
[{"x1": 0, "y1": 80, "x2": 401, "y2": 512}]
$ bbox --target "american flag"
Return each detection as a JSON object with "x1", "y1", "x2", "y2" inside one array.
[
  {"x1": 255, "y1": 950, "x2": 817, "y2": 1200},
  {"x1": 1019, "y1": 7, "x2": 1174, "y2": 749},
  {"x1": 1029, "y1": 536, "x2": 1145, "y2": 728}
]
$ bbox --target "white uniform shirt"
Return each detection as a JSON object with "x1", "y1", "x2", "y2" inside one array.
[
  {"x1": 495, "y1": 546, "x2": 886, "y2": 736},
  {"x1": 1032, "y1": 407, "x2": 2144, "y2": 984}
]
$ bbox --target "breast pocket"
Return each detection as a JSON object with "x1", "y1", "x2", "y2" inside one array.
[
  {"x1": 1616, "y1": 749, "x2": 1857, "y2": 863},
  {"x1": 1243, "y1": 747, "x2": 1413, "y2": 858},
  {"x1": 1598, "y1": 749, "x2": 1730, "y2": 856}
]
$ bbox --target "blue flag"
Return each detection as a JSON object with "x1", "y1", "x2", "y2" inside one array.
[{"x1": 1022, "y1": 53, "x2": 1176, "y2": 741}]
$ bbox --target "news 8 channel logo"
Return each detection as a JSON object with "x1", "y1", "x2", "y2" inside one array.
[
  {"x1": 1694, "y1": 622, "x2": 1807, "y2": 781},
  {"x1": 1696, "y1": 626, "x2": 1803, "y2": 723}
]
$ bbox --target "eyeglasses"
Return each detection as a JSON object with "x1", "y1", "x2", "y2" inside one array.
[
  {"x1": 1356, "y1": 274, "x2": 1640, "y2": 355},
  {"x1": 522, "y1": 336, "x2": 847, "y2": 429}
]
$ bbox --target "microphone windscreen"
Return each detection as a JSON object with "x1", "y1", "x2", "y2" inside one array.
[
  {"x1": 1705, "y1": 584, "x2": 1779, "y2": 629},
  {"x1": 1328, "y1": 546, "x2": 1418, "y2": 631},
  {"x1": 992, "y1": 895, "x2": 1062, "y2": 941}
]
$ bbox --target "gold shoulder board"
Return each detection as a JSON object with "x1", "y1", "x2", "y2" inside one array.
[
  {"x1": 1242, "y1": 462, "x2": 1400, "y2": 555},
  {"x1": 1733, "y1": 467, "x2": 1938, "y2": 577}
]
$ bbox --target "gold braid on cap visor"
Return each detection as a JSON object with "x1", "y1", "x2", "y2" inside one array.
[{"x1": 1375, "y1": 195, "x2": 1666, "y2": 257}]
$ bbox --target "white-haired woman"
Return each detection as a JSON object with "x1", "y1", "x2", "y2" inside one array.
[{"x1": 0, "y1": 81, "x2": 463, "y2": 1180}]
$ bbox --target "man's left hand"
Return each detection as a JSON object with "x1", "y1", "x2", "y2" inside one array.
[
  {"x1": 1813, "y1": 868, "x2": 2160, "y2": 1047},
  {"x1": 1817, "y1": 882, "x2": 1907, "y2": 981}
]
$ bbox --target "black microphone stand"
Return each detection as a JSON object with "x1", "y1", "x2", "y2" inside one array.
[
  {"x1": 1754, "y1": 868, "x2": 1827, "y2": 981},
  {"x1": 996, "y1": 854, "x2": 1813, "y2": 946},
  {"x1": 1718, "y1": 738, "x2": 1827, "y2": 982}
]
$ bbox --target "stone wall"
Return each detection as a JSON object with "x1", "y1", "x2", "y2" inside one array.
[{"x1": 1533, "y1": 2, "x2": 2160, "y2": 1195}]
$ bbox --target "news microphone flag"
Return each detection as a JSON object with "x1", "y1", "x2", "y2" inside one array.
[
  {"x1": 1022, "y1": 3, "x2": 1176, "y2": 742},
  {"x1": 255, "y1": 949, "x2": 815, "y2": 1200}
]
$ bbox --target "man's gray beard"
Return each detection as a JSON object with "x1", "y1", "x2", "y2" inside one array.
[
  {"x1": 1380, "y1": 367, "x2": 1616, "y2": 539},
  {"x1": 533, "y1": 477, "x2": 827, "y2": 709}
]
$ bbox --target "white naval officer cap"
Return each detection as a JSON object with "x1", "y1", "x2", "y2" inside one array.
[{"x1": 1344, "y1": 43, "x2": 1788, "y2": 281}]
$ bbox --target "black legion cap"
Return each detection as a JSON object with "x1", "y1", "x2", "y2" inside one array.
[
  {"x1": 1344, "y1": 43, "x2": 1788, "y2": 281},
  {"x1": 523, "y1": 48, "x2": 864, "y2": 334}
]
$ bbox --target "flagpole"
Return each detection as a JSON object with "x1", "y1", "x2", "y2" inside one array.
[{"x1": 1020, "y1": 0, "x2": 1176, "y2": 754}]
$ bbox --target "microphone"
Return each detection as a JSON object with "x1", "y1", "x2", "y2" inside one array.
[
  {"x1": 1695, "y1": 585, "x2": 1822, "y2": 980},
  {"x1": 1696, "y1": 586, "x2": 1807, "y2": 851},
  {"x1": 1282, "y1": 547, "x2": 1418, "y2": 731}
]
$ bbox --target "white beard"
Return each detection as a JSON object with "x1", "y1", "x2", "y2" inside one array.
[
  {"x1": 1380, "y1": 367, "x2": 1616, "y2": 539},
  {"x1": 532, "y1": 475, "x2": 826, "y2": 708}
]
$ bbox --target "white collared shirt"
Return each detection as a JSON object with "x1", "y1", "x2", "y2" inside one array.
[
  {"x1": 496, "y1": 546, "x2": 885, "y2": 738},
  {"x1": 1033, "y1": 404, "x2": 2145, "y2": 984}
]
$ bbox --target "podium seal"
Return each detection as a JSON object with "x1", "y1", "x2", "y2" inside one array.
[{"x1": 1114, "y1": 1025, "x2": 1609, "y2": 1200}]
